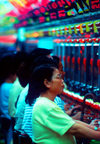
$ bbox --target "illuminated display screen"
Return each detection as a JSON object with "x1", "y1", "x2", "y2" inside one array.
[
  {"x1": 90, "y1": 0, "x2": 100, "y2": 11},
  {"x1": 14, "y1": 0, "x2": 90, "y2": 28}
]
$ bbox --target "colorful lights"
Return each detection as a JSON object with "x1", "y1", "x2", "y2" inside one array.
[
  {"x1": 63, "y1": 89, "x2": 100, "y2": 111},
  {"x1": 19, "y1": 19, "x2": 100, "y2": 38},
  {"x1": 0, "y1": 35, "x2": 17, "y2": 43}
]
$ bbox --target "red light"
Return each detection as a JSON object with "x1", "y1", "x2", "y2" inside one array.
[
  {"x1": 74, "y1": 39, "x2": 78, "y2": 43},
  {"x1": 40, "y1": 6, "x2": 46, "y2": 13},
  {"x1": 79, "y1": 39, "x2": 84, "y2": 43},
  {"x1": 60, "y1": 39, "x2": 64, "y2": 42},
  {"x1": 67, "y1": 35, "x2": 71, "y2": 39},
  {"x1": 34, "y1": 9, "x2": 40, "y2": 16},
  {"x1": 85, "y1": 38, "x2": 89, "y2": 42},
  {"x1": 95, "y1": 38, "x2": 100, "y2": 42},
  {"x1": 59, "y1": 56, "x2": 61, "y2": 60},
  {"x1": 70, "y1": 0, "x2": 75, "y2": 2},
  {"x1": 80, "y1": 50, "x2": 82, "y2": 54},
  {"x1": 51, "y1": 2, "x2": 58, "y2": 9},
  {"x1": 85, "y1": 34, "x2": 91, "y2": 38},
  {"x1": 90, "y1": 58, "x2": 93, "y2": 67},
  {"x1": 66, "y1": 0, "x2": 71, "y2": 6},
  {"x1": 65, "y1": 39, "x2": 67, "y2": 42},
  {"x1": 83, "y1": 58, "x2": 87, "y2": 71},
  {"x1": 67, "y1": 56, "x2": 70, "y2": 64},
  {"x1": 65, "y1": 27, "x2": 67, "y2": 30},
  {"x1": 10, "y1": 18, "x2": 15, "y2": 22},
  {"x1": 60, "y1": 0, "x2": 66, "y2": 5},
  {"x1": 63, "y1": 56, "x2": 66, "y2": 62},
  {"x1": 76, "y1": 25, "x2": 80, "y2": 29},
  {"x1": 69, "y1": 39, "x2": 72, "y2": 42},
  {"x1": 72, "y1": 57, "x2": 75, "y2": 64},
  {"x1": 58, "y1": 10, "x2": 66, "y2": 18},
  {"x1": 82, "y1": 46, "x2": 84, "y2": 50},
  {"x1": 56, "y1": 39, "x2": 60, "y2": 43},
  {"x1": 77, "y1": 57, "x2": 80, "y2": 65},
  {"x1": 97, "y1": 59, "x2": 100, "y2": 67},
  {"x1": 52, "y1": 30, "x2": 56, "y2": 33},
  {"x1": 39, "y1": 16, "x2": 45, "y2": 23},
  {"x1": 57, "y1": 1, "x2": 63, "y2": 7},
  {"x1": 93, "y1": 38, "x2": 97, "y2": 42},
  {"x1": 50, "y1": 12, "x2": 57, "y2": 19}
]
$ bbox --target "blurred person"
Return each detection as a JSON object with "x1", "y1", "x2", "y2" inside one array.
[
  {"x1": 26, "y1": 64, "x2": 100, "y2": 144},
  {"x1": 0, "y1": 53, "x2": 18, "y2": 144},
  {"x1": 17, "y1": 48, "x2": 52, "y2": 88},
  {"x1": 8, "y1": 48, "x2": 52, "y2": 119},
  {"x1": 8, "y1": 51, "x2": 29, "y2": 118},
  {"x1": 13, "y1": 48, "x2": 53, "y2": 144}
]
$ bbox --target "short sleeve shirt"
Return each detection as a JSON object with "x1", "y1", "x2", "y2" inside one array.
[{"x1": 32, "y1": 97, "x2": 76, "y2": 144}]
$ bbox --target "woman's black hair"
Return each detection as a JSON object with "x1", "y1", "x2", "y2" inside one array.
[
  {"x1": 25, "y1": 64, "x2": 56, "y2": 105},
  {"x1": 0, "y1": 52, "x2": 19, "y2": 85},
  {"x1": 17, "y1": 48, "x2": 52, "y2": 87},
  {"x1": 31, "y1": 55, "x2": 58, "y2": 70},
  {"x1": 52, "y1": 56, "x2": 60, "y2": 68}
]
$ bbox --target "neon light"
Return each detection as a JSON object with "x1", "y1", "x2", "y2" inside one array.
[
  {"x1": 60, "y1": 0, "x2": 65, "y2": 5},
  {"x1": 57, "y1": 1, "x2": 63, "y2": 7},
  {"x1": 65, "y1": 0, "x2": 71, "y2": 6},
  {"x1": 47, "y1": 3, "x2": 52, "y2": 10},
  {"x1": 90, "y1": 0, "x2": 100, "y2": 10},
  {"x1": 51, "y1": 2, "x2": 58, "y2": 9},
  {"x1": 33, "y1": 9, "x2": 40, "y2": 15},
  {"x1": 50, "y1": 12, "x2": 57, "y2": 19},
  {"x1": 58, "y1": 10, "x2": 66, "y2": 18},
  {"x1": 20, "y1": 0, "x2": 28, "y2": 6},
  {"x1": 40, "y1": 6, "x2": 46, "y2": 13},
  {"x1": 92, "y1": 3, "x2": 100, "y2": 9},
  {"x1": 91, "y1": 0, "x2": 99, "y2": 4},
  {"x1": 70, "y1": 0, "x2": 75, "y2": 2},
  {"x1": 39, "y1": 16, "x2": 45, "y2": 23},
  {"x1": 14, "y1": 21, "x2": 28, "y2": 28}
]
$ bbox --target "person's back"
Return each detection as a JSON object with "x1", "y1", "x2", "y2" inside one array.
[
  {"x1": 8, "y1": 51, "x2": 29, "y2": 118},
  {"x1": 8, "y1": 78, "x2": 23, "y2": 117},
  {"x1": 0, "y1": 82, "x2": 13, "y2": 119},
  {"x1": 0, "y1": 52, "x2": 17, "y2": 144},
  {"x1": 14, "y1": 85, "x2": 29, "y2": 131},
  {"x1": 21, "y1": 102, "x2": 34, "y2": 139}
]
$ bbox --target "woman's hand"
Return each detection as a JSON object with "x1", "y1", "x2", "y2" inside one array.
[{"x1": 90, "y1": 119, "x2": 100, "y2": 127}]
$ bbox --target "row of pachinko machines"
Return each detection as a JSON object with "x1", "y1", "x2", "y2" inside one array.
[{"x1": 53, "y1": 38, "x2": 100, "y2": 125}]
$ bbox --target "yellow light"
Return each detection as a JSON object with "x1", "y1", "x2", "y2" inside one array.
[
  {"x1": 20, "y1": 0, "x2": 28, "y2": 5},
  {"x1": 32, "y1": 32, "x2": 39, "y2": 37},
  {"x1": 9, "y1": 0, "x2": 25, "y2": 8}
]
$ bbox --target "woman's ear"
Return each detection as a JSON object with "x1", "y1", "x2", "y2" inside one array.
[{"x1": 44, "y1": 79, "x2": 51, "y2": 88}]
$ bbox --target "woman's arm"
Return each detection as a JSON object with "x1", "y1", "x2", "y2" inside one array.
[{"x1": 67, "y1": 120, "x2": 100, "y2": 140}]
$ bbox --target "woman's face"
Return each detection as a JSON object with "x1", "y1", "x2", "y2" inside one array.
[{"x1": 49, "y1": 68, "x2": 64, "y2": 95}]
